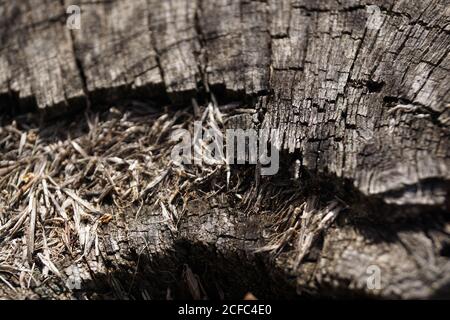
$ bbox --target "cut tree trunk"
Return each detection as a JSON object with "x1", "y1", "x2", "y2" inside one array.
[{"x1": 0, "y1": 0, "x2": 449, "y2": 299}]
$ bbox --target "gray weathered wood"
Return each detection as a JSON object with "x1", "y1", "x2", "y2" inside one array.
[{"x1": 0, "y1": 0, "x2": 449, "y2": 299}]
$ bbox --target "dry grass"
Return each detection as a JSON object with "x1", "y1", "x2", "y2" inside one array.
[
  {"x1": 0, "y1": 99, "x2": 343, "y2": 298},
  {"x1": 0, "y1": 100, "x2": 231, "y2": 295}
]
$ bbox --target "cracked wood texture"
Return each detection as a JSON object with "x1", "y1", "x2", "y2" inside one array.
[{"x1": 0, "y1": 0, "x2": 450, "y2": 299}]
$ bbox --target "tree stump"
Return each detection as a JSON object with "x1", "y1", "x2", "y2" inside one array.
[{"x1": 0, "y1": 0, "x2": 449, "y2": 299}]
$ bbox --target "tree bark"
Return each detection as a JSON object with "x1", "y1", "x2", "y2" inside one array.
[{"x1": 0, "y1": 0, "x2": 449, "y2": 299}]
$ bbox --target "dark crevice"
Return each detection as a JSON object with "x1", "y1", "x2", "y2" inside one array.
[
  {"x1": 73, "y1": 241, "x2": 300, "y2": 300},
  {"x1": 440, "y1": 243, "x2": 450, "y2": 258},
  {"x1": 290, "y1": 4, "x2": 366, "y2": 13},
  {"x1": 274, "y1": 151, "x2": 450, "y2": 227},
  {"x1": 0, "y1": 87, "x2": 38, "y2": 116},
  {"x1": 366, "y1": 80, "x2": 385, "y2": 93}
]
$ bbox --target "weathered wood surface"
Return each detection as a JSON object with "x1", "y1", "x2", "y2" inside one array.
[
  {"x1": 0, "y1": 0, "x2": 450, "y2": 299},
  {"x1": 1, "y1": 0, "x2": 449, "y2": 204}
]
